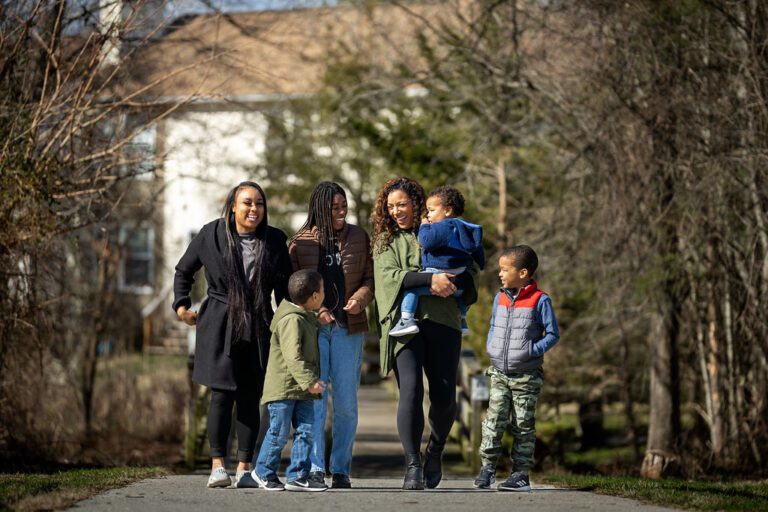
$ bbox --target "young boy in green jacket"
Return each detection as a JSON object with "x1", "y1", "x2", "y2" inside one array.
[{"x1": 252, "y1": 269, "x2": 328, "y2": 492}]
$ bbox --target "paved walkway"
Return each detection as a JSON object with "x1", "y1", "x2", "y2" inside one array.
[{"x1": 68, "y1": 381, "x2": 677, "y2": 511}]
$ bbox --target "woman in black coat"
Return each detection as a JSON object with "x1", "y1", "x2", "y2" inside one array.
[{"x1": 173, "y1": 181, "x2": 292, "y2": 489}]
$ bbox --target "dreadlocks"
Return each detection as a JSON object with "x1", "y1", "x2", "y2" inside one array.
[{"x1": 291, "y1": 181, "x2": 346, "y2": 256}]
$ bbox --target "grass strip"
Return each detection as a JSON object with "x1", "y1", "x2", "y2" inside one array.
[
  {"x1": 0, "y1": 466, "x2": 169, "y2": 512},
  {"x1": 540, "y1": 474, "x2": 768, "y2": 511}
]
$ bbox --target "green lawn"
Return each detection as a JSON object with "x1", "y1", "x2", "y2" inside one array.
[
  {"x1": 0, "y1": 467, "x2": 168, "y2": 512},
  {"x1": 540, "y1": 474, "x2": 768, "y2": 511}
]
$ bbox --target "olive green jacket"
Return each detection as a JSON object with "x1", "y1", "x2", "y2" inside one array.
[
  {"x1": 373, "y1": 230, "x2": 478, "y2": 376},
  {"x1": 261, "y1": 300, "x2": 321, "y2": 404}
]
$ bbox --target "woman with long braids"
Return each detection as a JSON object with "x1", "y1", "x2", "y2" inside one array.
[
  {"x1": 288, "y1": 182, "x2": 374, "y2": 489},
  {"x1": 372, "y1": 177, "x2": 477, "y2": 490},
  {"x1": 173, "y1": 181, "x2": 292, "y2": 489}
]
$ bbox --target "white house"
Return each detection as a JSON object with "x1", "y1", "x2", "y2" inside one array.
[{"x1": 119, "y1": 2, "x2": 447, "y2": 350}]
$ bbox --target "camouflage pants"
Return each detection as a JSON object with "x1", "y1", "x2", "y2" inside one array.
[{"x1": 479, "y1": 365, "x2": 543, "y2": 472}]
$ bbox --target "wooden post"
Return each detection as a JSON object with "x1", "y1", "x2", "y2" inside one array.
[{"x1": 470, "y1": 373, "x2": 490, "y2": 473}]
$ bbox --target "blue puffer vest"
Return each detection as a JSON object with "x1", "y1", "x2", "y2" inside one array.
[{"x1": 486, "y1": 281, "x2": 546, "y2": 373}]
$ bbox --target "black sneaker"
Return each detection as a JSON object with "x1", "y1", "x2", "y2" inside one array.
[
  {"x1": 331, "y1": 473, "x2": 351, "y2": 489},
  {"x1": 473, "y1": 464, "x2": 496, "y2": 489},
  {"x1": 497, "y1": 471, "x2": 531, "y2": 492},
  {"x1": 285, "y1": 476, "x2": 328, "y2": 492},
  {"x1": 309, "y1": 471, "x2": 326, "y2": 485},
  {"x1": 252, "y1": 472, "x2": 285, "y2": 491}
]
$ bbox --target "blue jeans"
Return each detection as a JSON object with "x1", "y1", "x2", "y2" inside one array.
[
  {"x1": 310, "y1": 324, "x2": 364, "y2": 476},
  {"x1": 402, "y1": 288, "x2": 467, "y2": 318},
  {"x1": 255, "y1": 400, "x2": 315, "y2": 482}
]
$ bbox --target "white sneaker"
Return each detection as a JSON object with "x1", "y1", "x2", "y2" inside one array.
[{"x1": 207, "y1": 467, "x2": 231, "y2": 488}]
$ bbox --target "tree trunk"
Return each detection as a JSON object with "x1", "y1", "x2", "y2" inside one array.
[{"x1": 641, "y1": 306, "x2": 681, "y2": 479}]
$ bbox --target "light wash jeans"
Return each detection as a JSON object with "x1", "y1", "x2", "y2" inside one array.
[
  {"x1": 255, "y1": 399, "x2": 315, "y2": 482},
  {"x1": 310, "y1": 324, "x2": 364, "y2": 476}
]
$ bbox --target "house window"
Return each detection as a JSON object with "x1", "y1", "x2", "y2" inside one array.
[
  {"x1": 125, "y1": 124, "x2": 156, "y2": 180},
  {"x1": 119, "y1": 225, "x2": 154, "y2": 294}
]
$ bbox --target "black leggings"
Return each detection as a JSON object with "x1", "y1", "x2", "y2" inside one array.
[
  {"x1": 393, "y1": 320, "x2": 462, "y2": 455},
  {"x1": 208, "y1": 375, "x2": 264, "y2": 462}
]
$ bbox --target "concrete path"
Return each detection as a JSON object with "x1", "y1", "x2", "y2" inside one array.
[
  {"x1": 67, "y1": 381, "x2": 677, "y2": 511},
  {"x1": 69, "y1": 476, "x2": 675, "y2": 512}
]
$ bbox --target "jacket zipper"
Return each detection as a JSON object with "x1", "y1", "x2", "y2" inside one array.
[{"x1": 502, "y1": 288, "x2": 516, "y2": 373}]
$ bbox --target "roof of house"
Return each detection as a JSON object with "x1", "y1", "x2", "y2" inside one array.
[{"x1": 125, "y1": 3, "x2": 447, "y2": 101}]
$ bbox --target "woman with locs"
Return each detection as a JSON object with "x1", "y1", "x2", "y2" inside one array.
[
  {"x1": 173, "y1": 181, "x2": 292, "y2": 489},
  {"x1": 371, "y1": 177, "x2": 478, "y2": 490},
  {"x1": 288, "y1": 181, "x2": 374, "y2": 489}
]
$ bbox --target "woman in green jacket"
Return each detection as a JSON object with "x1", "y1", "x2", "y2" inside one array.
[{"x1": 372, "y1": 177, "x2": 477, "y2": 490}]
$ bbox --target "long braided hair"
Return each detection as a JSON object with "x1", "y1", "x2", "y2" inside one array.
[
  {"x1": 291, "y1": 181, "x2": 347, "y2": 258},
  {"x1": 371, "y1": 177, "x2": 425, "y2": 254},
  {"x1": 221, "y1": 181, "x2": 268, "y2": 343}
]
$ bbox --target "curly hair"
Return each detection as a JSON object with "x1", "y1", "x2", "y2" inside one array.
[
  {"x1": 371, "y1": 177, "x2": 426, "y2": 254},
  {"x1": 428, "y1": 185, "x2": 465, "y2": 216}
]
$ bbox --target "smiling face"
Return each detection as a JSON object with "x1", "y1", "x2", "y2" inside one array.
[
  {"x1": 232, "y1": 186, "x2": 265, "y2": 233},
  {"x1": 425, "y1": 196, "x2": 453, "y2": 224},
  {"x1": 331, "y1": 193, "x2": 348, "y2": 232},
  {"x1": 498, "y1": 255, "x2": 530, "y2": 290},
  {"x1": 386, "y1": 189, "x2": 415, "y2": 230}
]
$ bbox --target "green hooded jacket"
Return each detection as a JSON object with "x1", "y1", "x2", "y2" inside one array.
[
  {"x1": 261, "y1": 300, "x2": 321, "y2": 404},
  {"x1": 373, "y1": 230, "x2": 478, "y2": 376}
]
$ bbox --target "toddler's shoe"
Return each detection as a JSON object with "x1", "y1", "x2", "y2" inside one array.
[
  {"x1": 389, "y1": 317, "x2": 419, "y2": 337},
  {"x1": 285, "y1": 476, "x2": 328, "y2": 492},
  {"x1": 497, "y1": 471, "x2": 531, "y2": 492},
  {"x1": 234, "y1": 470, "x2": 258, "y2": 488},
  {"x1": 252, "y1": 471, "x2": 285, "y2": 491},
  {"x1": 207, "y1": 467, "x2": 231, "y2": 488},
  {"x1": 472, "y1": 464, "x2": 496, "y2": 489},
  {"x1": 460, "y1": 317, "x2": 469, "y2": 337}
]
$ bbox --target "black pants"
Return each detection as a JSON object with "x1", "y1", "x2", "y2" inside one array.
[
  {"x1": 208, "y1": 372, "x2": 265, "y2": 462},
  {"x1": 393, "y1": 320, "x2": 462, "y2": 455}
]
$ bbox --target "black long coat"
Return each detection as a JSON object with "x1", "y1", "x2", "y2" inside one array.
[{"x1": 172, "y1": 218, "x2": 291, "y2": 391}]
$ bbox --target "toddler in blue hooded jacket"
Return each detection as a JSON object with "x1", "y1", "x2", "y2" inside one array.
[{"x1": 389, "y1": 186, "x2": 485, "y2": 337}]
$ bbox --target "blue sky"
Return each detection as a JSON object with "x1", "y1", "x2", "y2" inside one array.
[{"x1": 165, "y1": 0, "x2": 337, "y2": 17}]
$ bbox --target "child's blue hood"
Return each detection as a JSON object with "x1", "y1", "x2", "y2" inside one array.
[{"x1": 449, "y1": 218, "x2": 483, "y2": 253}]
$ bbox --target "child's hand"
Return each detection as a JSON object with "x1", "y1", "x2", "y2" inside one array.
[
  {"x1": 318, "y1": 309, "x2": 335, "y2": 325},
  {"x1": 308, "y1": 379, "x2": 327, "y2": 394}
]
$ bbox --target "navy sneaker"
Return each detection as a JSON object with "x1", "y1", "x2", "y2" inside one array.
[
  {"x1": 309, "y1": 471, "x2": 326, "y2": 485},
  {"x1": 497, "y1": 471, "x2": 531, "y2": 492},
  {"x1": 472, "y1": 464, "x2": 496, "y2": 489},
  {"x1": 285, "y1": 476, "x2": 328, "y2": 492},
  {"x1": 331, "y1": 473, "x2": 351, "y2": 489},
  {"x1": 252, "y1": 471, "x2": 285, "y2": 491}
]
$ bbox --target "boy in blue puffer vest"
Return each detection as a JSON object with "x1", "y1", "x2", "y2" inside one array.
[
  {"x1": 473, "y1": 245, "x2": 559, "y2": 492},
  {"x1": 389, "y1": 186, "x2": 485, "y2": 338}
]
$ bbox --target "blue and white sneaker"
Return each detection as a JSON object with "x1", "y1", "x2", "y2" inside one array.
[
  {"x1": 473, "y1": 464, "x2": 496, "y2": 489},
  {"x1": 285, "y1": 476, "x2": 328, "y2": 492},
  {"x1": 497, "y1": 471, "x2": 531, "y2": 492},
  {"x1": 389, "y1": 317, "x2": 419, "y2": 337},
  {"x1": 252, "y1": 471, "x2": 285, "y2": 491},
  {"x1": 234, "y1": 470, "x2": 258, "y2": 488},
  {"x1": 207, "y1": 467, "x2": 231, "y2": 488}
]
